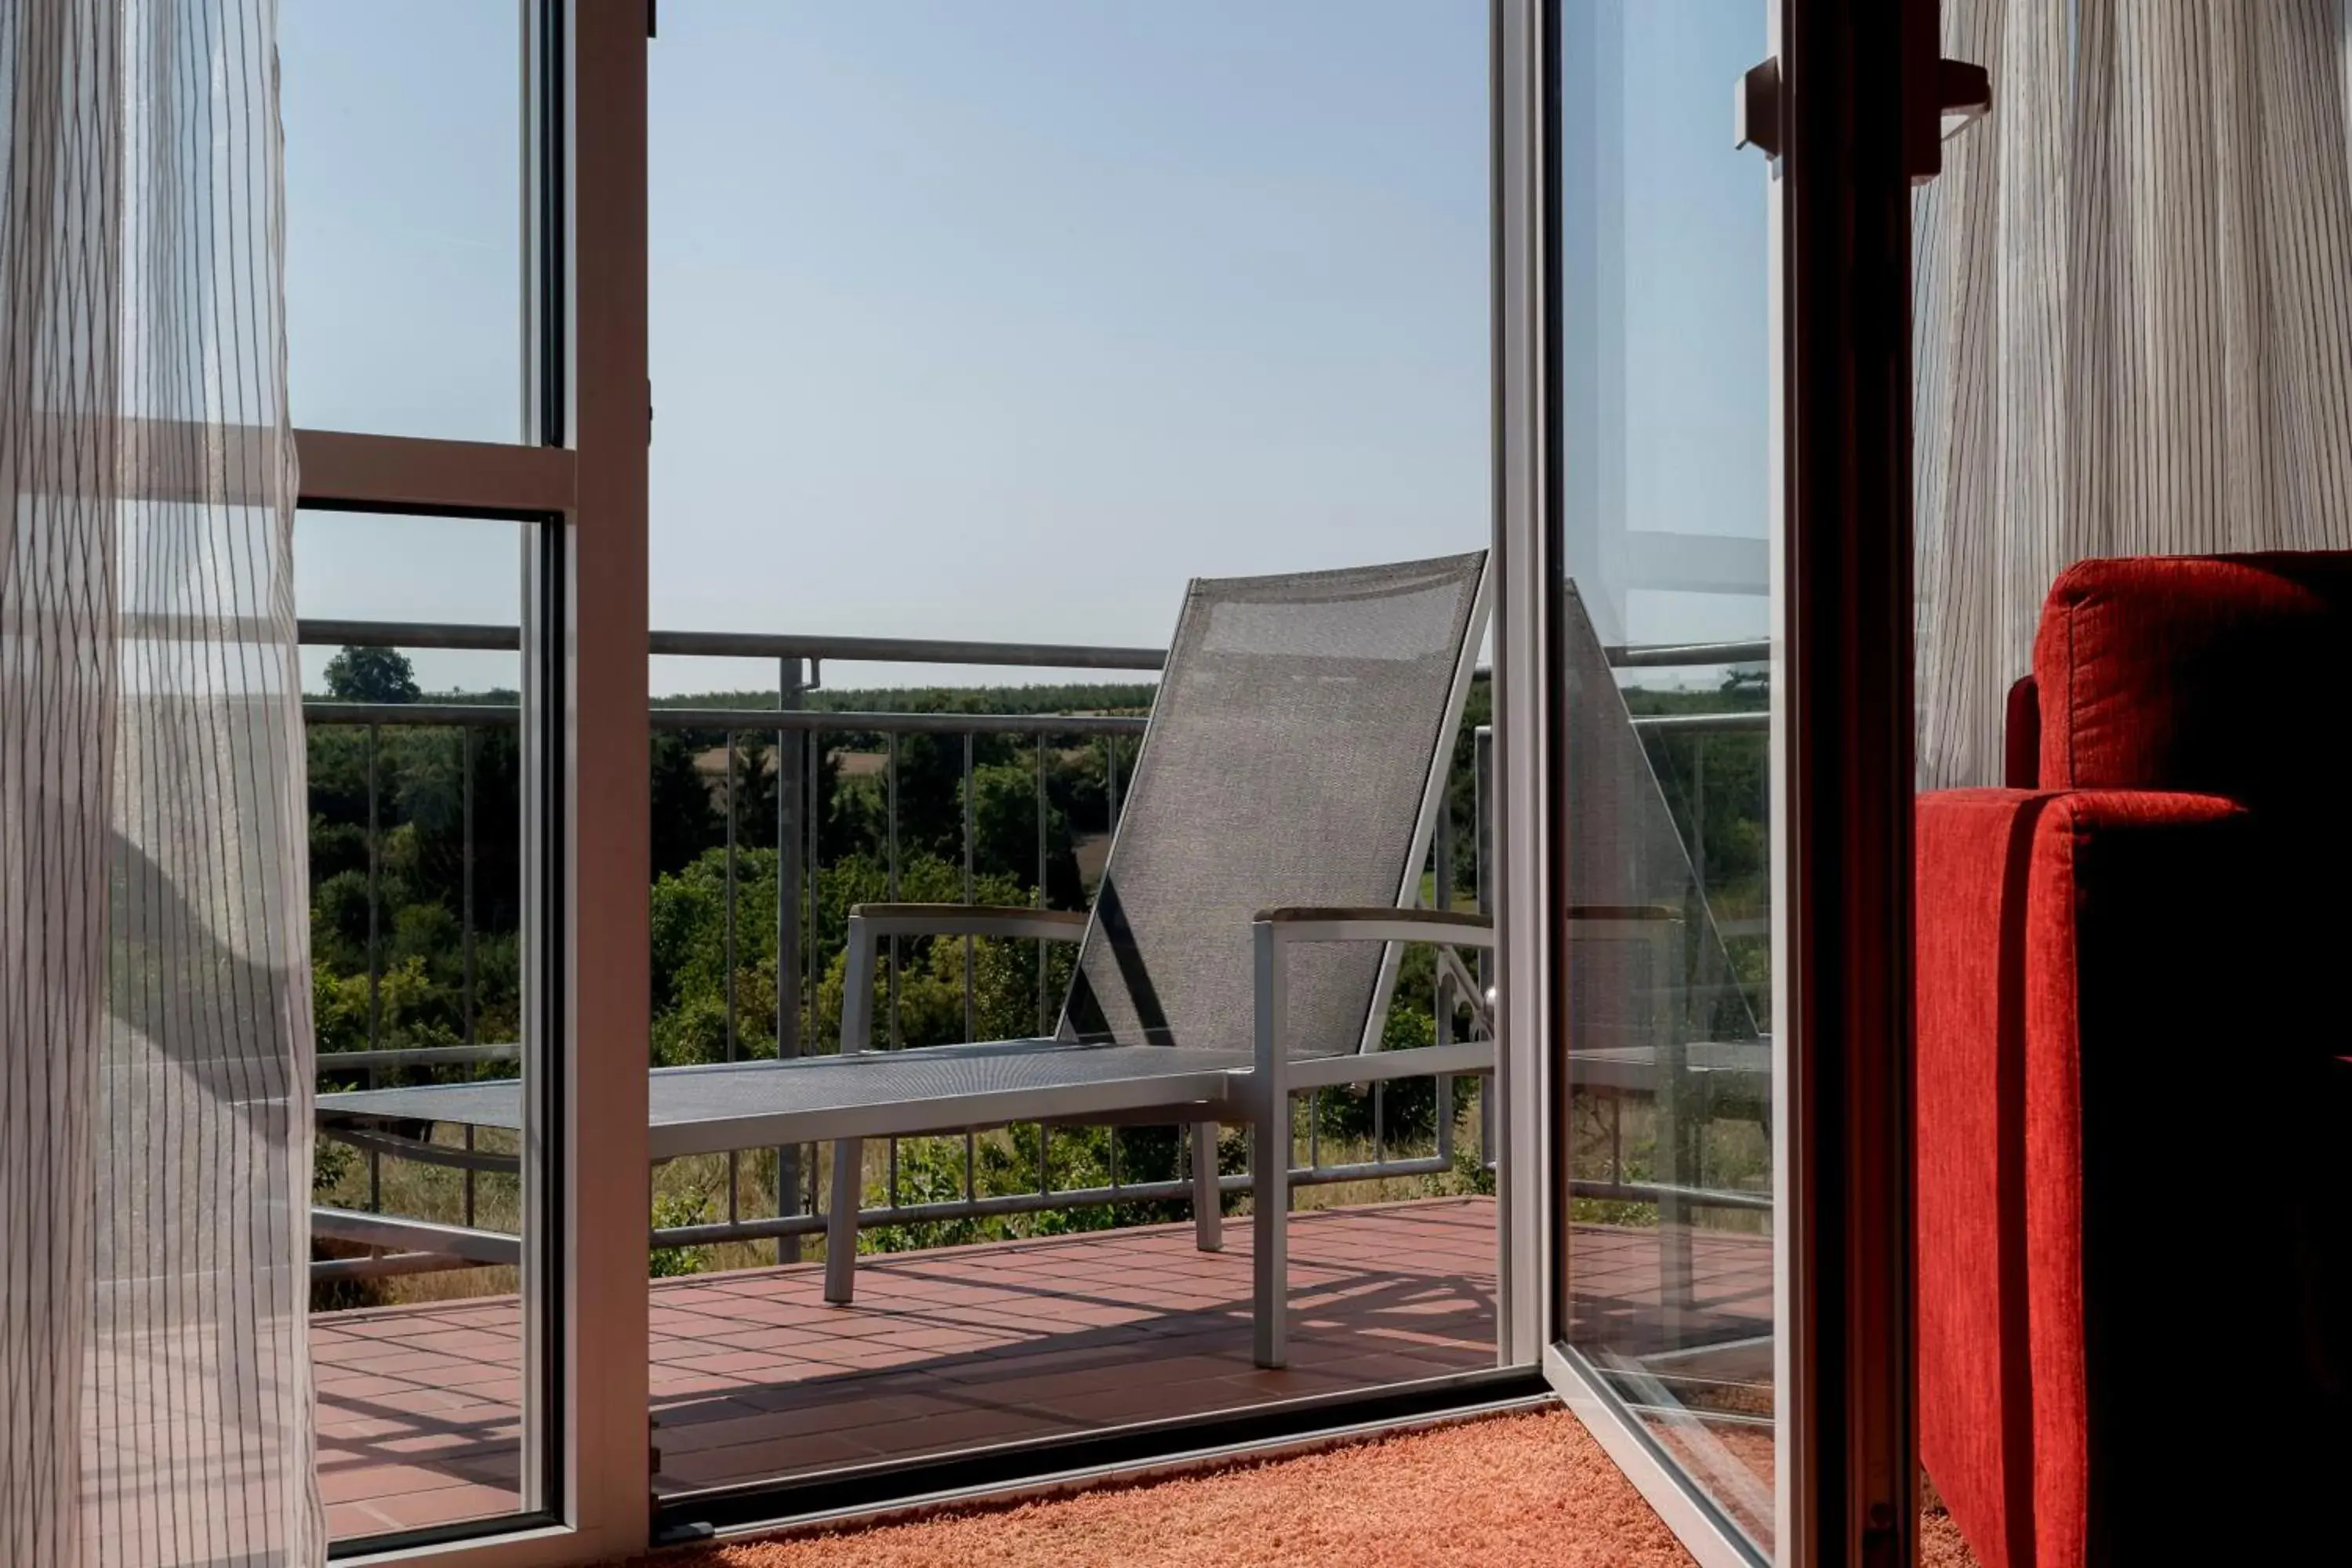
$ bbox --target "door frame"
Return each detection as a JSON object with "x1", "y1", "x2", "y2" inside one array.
[
  {"x1": 1493, "y1": 1, "x2": 1921, "y2": 1564},
  {"x1": 324, "y1": 3, "x2": 652, "y2": 1564}
]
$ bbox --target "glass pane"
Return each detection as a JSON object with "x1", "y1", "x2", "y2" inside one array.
[
  {"x1": 645, "y1": 1, "x2": 1497, "y2": 1503},
  {"x1": 1555, "y1": 0, "x2": 1779, "y2": 1555},
  {"x1": 281, "y1": 2, "x2": 524, "y2": 442},
  {"x1": 296, "y1": 510, "x2": 536, "y2": 1541}
]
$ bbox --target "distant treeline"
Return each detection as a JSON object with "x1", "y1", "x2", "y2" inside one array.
[{"x1": 653, "y1": 682, "x2": 1160, "y2": 716}]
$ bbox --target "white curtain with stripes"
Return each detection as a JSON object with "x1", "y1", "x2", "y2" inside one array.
[
  {"x1": 1915, "y1": 0, "x2": 2352, "y2": 787},
  {"x1": 2, "y1": 1, "x2": 322, "y2": 1563}
]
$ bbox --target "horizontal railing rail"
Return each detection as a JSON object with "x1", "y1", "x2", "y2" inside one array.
[
  {"x1": 301, "y1": 617, "x2": 1767, "y2": 1280},
  {"x1": 1603, "y1": 637, "x2": 1770, "y2": 668},
  {"x1": 317, "y1": 1043, "x2": 517, "y2": 1073},
  {"x1": 300, "y1": 700, "x2": 1151, "y2": 737},
  {"x1": 299, "y1": 617, "x2": 1170, "y2": 670},
  {"x1": 305, "y1": 698, "x2": 1756, "y2": 739}
]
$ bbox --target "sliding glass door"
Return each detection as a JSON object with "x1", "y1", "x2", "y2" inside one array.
[
  {"x1": 1506, "y1": 1, "x2": 1927, "y2": 1564},
  {"x1": 1545, "y1": 0, "x2": 1779, "y2": 1557},
  {"x1": 280, "y1": 2, "x2": 655, "y2": 1559}
]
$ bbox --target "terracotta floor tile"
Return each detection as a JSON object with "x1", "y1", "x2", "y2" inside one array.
[{"x1": 309, "y1": 1198, "x2": 1768, "y2": 1544}]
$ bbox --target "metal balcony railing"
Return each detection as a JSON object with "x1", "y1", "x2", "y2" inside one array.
[{"x1": 302, "y1": 617, "x2": 1768, "y2": 1279}]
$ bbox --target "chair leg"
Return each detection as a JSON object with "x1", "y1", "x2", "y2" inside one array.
[
  {"x1": 1192, "y1": 1122, "x2": 1223, "y2": 1253},
  {"x1": 822, "y1": 1137, "x2": 862, "y2": 1305},
  {"x1": 1251, "y1": 1107, "x2": 1289, "y2": 1368}
]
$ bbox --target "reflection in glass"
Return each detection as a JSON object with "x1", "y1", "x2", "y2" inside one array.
[
  {"x1": 1556, "y1": 0, "x2": 1779, "y2": 1553},
  {"x1": 296, "y1": 511, "x2": 533, "y2": 1541},
  {"x1": 281, "y1": 2, "x2": 524, "y2": 441}
]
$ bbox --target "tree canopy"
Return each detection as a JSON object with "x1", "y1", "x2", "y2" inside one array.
[{"x1": 325, "y1": 645, "x2": 421, "y2": 704}]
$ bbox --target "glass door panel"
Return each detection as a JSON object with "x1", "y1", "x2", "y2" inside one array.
[{"x1": 1550, "y1": 0, "x2": 1779, "y2": 1557}]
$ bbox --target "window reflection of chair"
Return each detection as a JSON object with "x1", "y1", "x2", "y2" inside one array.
[
  {"x1": 1557, "y1": 576, "x2": 1768, "y2": 1360},
  {"x1": 1565, "y1": 907, "x2": 1691, "y2": 1340}
]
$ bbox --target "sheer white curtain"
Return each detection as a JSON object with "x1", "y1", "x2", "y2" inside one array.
[
  {"x1": 1915, "y1": 0, "x2": 2352, "y2": 787},
  {"x1": 3, "y1": 1, "x2": 321, "y2": 1563}
]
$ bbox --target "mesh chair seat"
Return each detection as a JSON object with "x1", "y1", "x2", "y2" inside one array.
[{"x1": 320, "y1": 1040, "x2": 1249, "y2": 1161}]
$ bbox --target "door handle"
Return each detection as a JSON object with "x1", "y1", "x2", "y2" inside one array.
[
  {"x1": 1904, "y1": 0, "x2": 1990, "y2": 182},
  {"x1": 1733, "y1": 57, "x2": 1784, "y2": 162},
  {"x1": 1733, "y1": 53, "x2": 1987, "y2": 180}
]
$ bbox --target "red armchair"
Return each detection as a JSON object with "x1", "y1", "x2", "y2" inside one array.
[{"x1": 1916, "y1": 553, "x2": 2352, "y2": 1567}]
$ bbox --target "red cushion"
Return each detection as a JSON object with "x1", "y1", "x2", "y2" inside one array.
[
  {"x1": 1915, "y1": 786, "x2": 2352, "y2": 1567},
  {"x1": 2034, "y1": 551, "x2": 2352, "y2": 811}
]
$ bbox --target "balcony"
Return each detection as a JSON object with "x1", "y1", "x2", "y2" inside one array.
[
  {"x1": 296, "y1": 619, "x2": 1770, "y2": 1542},
  {"x1": 316, "y1": 1200, "x2": 1508, "y2": 1536}
]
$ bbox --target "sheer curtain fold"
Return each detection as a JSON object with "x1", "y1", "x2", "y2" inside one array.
[
  {"x1": 4, "y1": 0, "x2": 321, "y2": 1563},
  {"x1": 1915, "y1": 0, "x2": 2352, "y2": 787}
]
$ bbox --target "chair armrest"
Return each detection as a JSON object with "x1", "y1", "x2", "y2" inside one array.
[
  {"x1": 840, "y1": 905, "x2": 1087, "y2": 1054},
  {"x1": 1249, "y1": 908, "x2": 1497, "y2": 1100},
  {"x1": 1915, "y1": 786, "x2": 2264, "y2": 1559},
  {"x1": 1250, "y1": 906, "x2": 1494, "y2": 949}
]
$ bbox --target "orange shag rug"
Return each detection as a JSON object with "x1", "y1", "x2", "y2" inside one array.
[{"x1": 628, "y1": 1407, "x2": 1980, "y2": 1568}]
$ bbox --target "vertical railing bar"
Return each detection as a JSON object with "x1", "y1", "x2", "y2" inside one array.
[
  {"x1": 461, "y1": 726, "x2": 477, "y2": 1224},
  {"x1": 887, "y1": 730, "x2": 901, "y2": 1045},
  {"x1": 1308, "y1": 1090, "x2": 1320, "y2": 1171},
  {"x1": 365, "y1": 724, "x2": 381, "y2": 1054},
  {"x1": 777, "y1": 657, "x2": 804, "y2": 1260},
  {"x1": 1039, "y1": 1122, "x2": 1051, "y2": 1197},
  {"x1": 462, "y1": 728, "x2": 476, "y2": 1047},
  {"x1": 806, "y1": 724, "x2": 822, "y2": 1221},
  {"x1": 724, "y1": 731, "x2": 739, "y2": 1062},
  {"x1": 1475, "y1": 728, "x2": 1495, "y2": 1171},
  {"x1": 725, "y1": 730, "x2": 740, "y2": 1226},
  {"x1": 1105, "y1": 736, "x2": 1120, "y2": 1192},
  {"x1": 962, "y1": 732, "x2": 976, "y2": 1040},
  {"x1": 963, "y1": 730, "x2": 977, "y2": 1209},
  {"x1": 1435, "y1": 773, "x2": 1454, "y2": 1167},
  {"x1": 365, "y1": 723, "x2": 381, "y2": 1212},
  {"x1": 887, "y1": 729, "x2": 901, "y2": 1207},
  {"x1": 1611, "y1": 1093, "x2": 1624, "y2": 1185},
  {"x1": 1104, "y1": 735, "x2": 1119, "y2": 1189},
  {"x1": 1035, "y1": 732, "x2": 1048, "y2": 1035},
  {"x1": 1693, "y1": 733, "x2": 1708, "y2": 898},
  {"x1": 1690, "y1": 732, "x2": 1712, "y2": 1064}
]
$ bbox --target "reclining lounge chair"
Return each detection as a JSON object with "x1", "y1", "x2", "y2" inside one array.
[{"x1": 318, "y1": 550, "x2": 1495, "y2": 1368}]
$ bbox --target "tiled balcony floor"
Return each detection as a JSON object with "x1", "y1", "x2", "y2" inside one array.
[
  {"x1": 314, "y1": 1197, "x2": 1771, "y2": 1542},
  {"x1": 1566, "y1": 1224, "x2": 1778, "y2": 1359}
]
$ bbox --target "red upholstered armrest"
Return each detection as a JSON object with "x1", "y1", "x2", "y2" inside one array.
[{"x1": 1915, "y1": 787, "x2": 2280, "y2": 1568}]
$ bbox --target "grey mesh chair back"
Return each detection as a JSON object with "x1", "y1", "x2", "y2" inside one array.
[
  {"x1": 1556, "y1": 581, "x2": 1763, "y2": 1052},
  {"x1": 1058, "y1": 552, "x2": 1489, "y2": 1059}
]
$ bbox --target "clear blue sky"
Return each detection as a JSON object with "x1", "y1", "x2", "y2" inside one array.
[{"x1": 281, "y1": 1, "x2": 1766, "y2": 697}]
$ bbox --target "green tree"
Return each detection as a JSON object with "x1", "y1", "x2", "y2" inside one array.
[
  {"x1": 324, "y1": 644, "x2": 421, "y2": 704},
  {"x1": 728, "y1": 735, "x2": 781, "y2": 851},
  {"x1": 649, "y1": 731, "x2": 720, "y2": 877}
]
